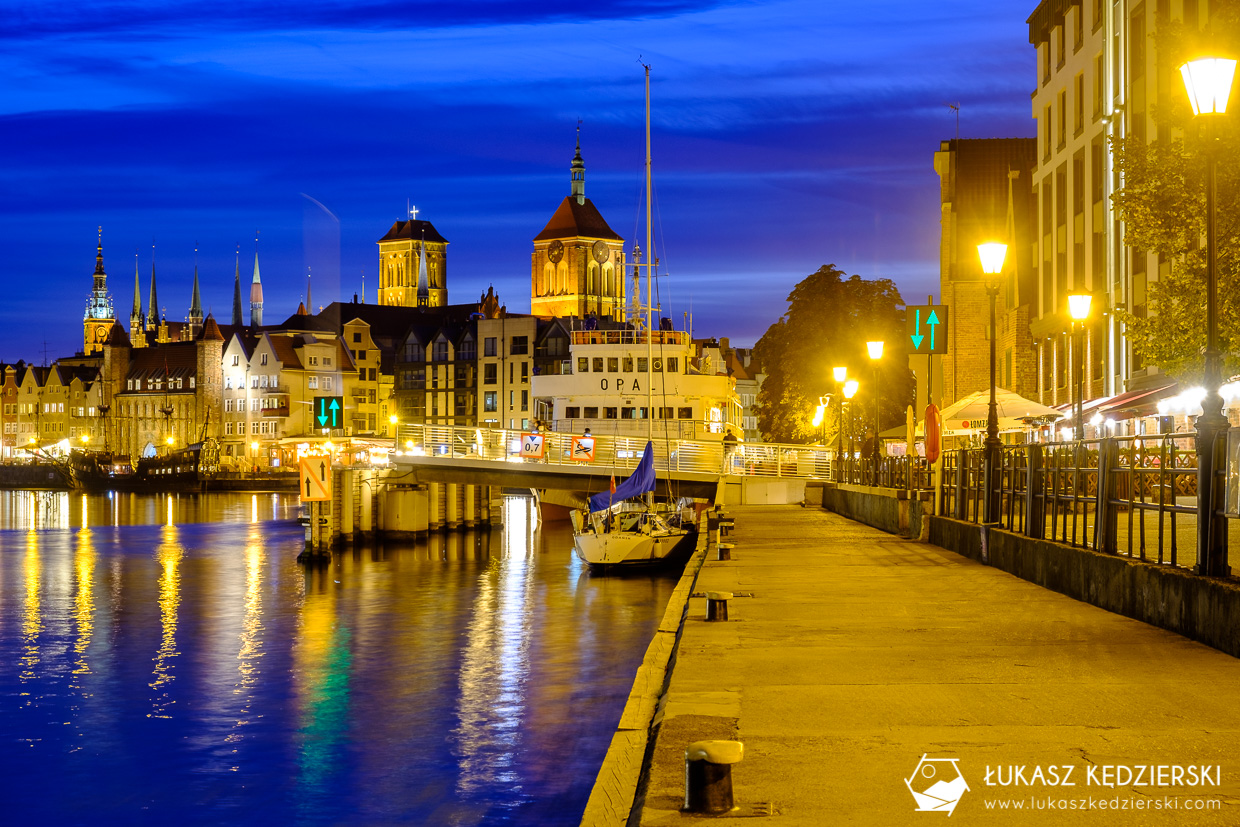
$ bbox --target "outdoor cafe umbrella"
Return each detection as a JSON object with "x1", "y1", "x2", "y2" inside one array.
[{"x1": 922, "y1": 389, "x2": 1064, "y2": 436}]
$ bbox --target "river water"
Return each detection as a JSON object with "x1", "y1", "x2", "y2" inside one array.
[{"x1": 0, "y1": 491, "x2": 677, "y2": 826}]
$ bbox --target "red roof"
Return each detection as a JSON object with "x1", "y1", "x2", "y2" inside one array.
[{"x1": 533, "y1": 196, "x2": 623, "y2": 242}]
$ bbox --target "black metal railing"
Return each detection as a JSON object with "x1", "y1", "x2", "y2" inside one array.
[{"x1": 940, "y1": 434, "x2": 1210, "y2": 568}]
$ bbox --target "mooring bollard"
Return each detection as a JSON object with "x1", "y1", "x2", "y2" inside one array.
[
  {"x1": 717, "y1": 542, "x2": 734, "y2": 561},
  {"x1": 719, "y1": 519, "x2": 735, "y2": 538},
  {"x1": 706, "y1": 591, "x2": 732, "y2": 621},
  {"x1": 684, "y1": 740, "x2": 744, "y2": 814}
]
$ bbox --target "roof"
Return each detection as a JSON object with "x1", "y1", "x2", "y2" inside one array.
[
  {"x1": 378, "y1": 219, "x2": 449, "y2": 245},
  {"x1": 533, "y1": 196, "x2": 623, "y2": 242},
  {"x1": 266, "y1": 334, "x2": 304, "y2": 370},
  {"x1": 126, "y1": 341, "x2": 199, "y2": 382}
]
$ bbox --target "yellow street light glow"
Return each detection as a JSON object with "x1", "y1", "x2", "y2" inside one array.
[
  {"x1": 977, "y1": 241, "x2": 1008, "y2": 275},
  {"x1": 1180, "y1": 57, "x2": 1237, "y2": 115},
  {"x1": 81, "y1": 434, "x2": 90, "y2": 443},
  {"x1": 812, "y1": 405, "x2": 825, "y2": 427},
  {"x1": 389, "y1": 414, "x2": 398, "y2": 425},
  {"x1": 866, "y1": 341, "x2": 884, "y2": 360},
  {"x1": 250, "y1": 441, "x2": 259, "y2": 452},
  {"x1": 166, "y1": 436, "x2": 175, "y2": 445},
  {"x1": 843, "y1": 379, "x2": 860, "y2": 399},
  {"x1": 324, "y1": 440, "x2": 334, "y2": 452},
  {"x1": 833, "y1": 366, "x2": 848, "y2": 383},
  {"x1": 1067, "y1": 292, "x2": 1093, "y2": 321}
]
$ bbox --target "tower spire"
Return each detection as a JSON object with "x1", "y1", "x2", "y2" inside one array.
[
  {"x1": 132, "y1": 248, "x2": 143, "y2": 331},
  {"x1": 249, "y1": 230, "x2": 264, "y2": 327},
  {"x1": 147, "y1": 240, "x2": 159, "y2": 331},
  {"x1": 416, "y1": 226, "x2": 430, "y2": 308},
  {"x1": 306, "y1": 266, "x2": 313, "y2": 314},
  {"x1": 188, "y1": 243, "x2": 203, "y2": 338},
  {"x1": 232, "y1": 245, "x2": 244, "y2": 327},
  {"x1": 571, "y1": 119, "x2": 585, "y2": 204},
  {"x1": 83, "y1": 226, "x2": 116, "y2": 355}
]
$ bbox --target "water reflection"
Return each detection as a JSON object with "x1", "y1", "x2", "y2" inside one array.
[
  {"x1": 0, "y1": 492, "x2": 678, "y2": 826},
  {"x1": 0, "y1": 490, "x2": 299, "y2": 529}
]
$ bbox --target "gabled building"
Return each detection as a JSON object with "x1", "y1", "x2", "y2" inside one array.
[{"x1": 377, "y1": 217, "x2": 449, "y2": 308}]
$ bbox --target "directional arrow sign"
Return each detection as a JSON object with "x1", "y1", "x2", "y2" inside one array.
[
  {"x1": 314, "y1": 396, "x2": 344, "y2": 429},
  {"x1": 905, "y1": 304, "x2": 949, "y2": 354},
  {"x1": 299, "y1": 456, "x2": 332, "y2": 502}
]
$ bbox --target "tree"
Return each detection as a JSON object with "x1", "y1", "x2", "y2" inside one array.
[
  {"x1": 1113, "y1": 12, "x2": 1240, "y2": 383},
  {"x1": 753, "y1": 265, "x2": 913, "y2": 444}
]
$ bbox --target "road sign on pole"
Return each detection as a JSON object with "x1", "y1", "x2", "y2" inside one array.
[
  {"x1": 313, "y1": 396, "x2": 344, "y2": 429},
  {"x1": 906, "y1": 305, "x2": 948, "y2": 354},
  {"x1": 299, "y1": 456, "x2": 332, "y2": 502}
]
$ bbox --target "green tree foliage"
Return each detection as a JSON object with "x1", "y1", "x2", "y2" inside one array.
[
  {"x1": 1113, "y1": 11, "x2": 1239, "y2": 383},
  {"x1": 753, "y1": 265, "x2": 913, "y2": 444}
]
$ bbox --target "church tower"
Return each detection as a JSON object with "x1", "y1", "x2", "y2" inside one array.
[
  {"x1": 376, "y1": 207, "x2": 448, "y2": 307},
  {"x1": 83, "y1": 227, "x2": 116, "y2": 355},
  {"x1": 187, "y1": 251, "x2": 204, "y2": 341},
  {"x1": 250, "y1": 237, "x2": 264, "y2": 327},
  {"x1": 130, "y1": 250, "x2": 148, "y2": 349},
  {"x1": 531, "y1": 127, "x2": 625, "y2": 319}
]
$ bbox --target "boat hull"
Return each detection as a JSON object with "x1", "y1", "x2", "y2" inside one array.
[{"x1": 573, "y1": 526, "x2": 694, "y2": 566}]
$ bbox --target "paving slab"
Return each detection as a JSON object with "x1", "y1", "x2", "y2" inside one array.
[{"x1": 637, "y1": 505, "x2": 1240, "y2": 825}]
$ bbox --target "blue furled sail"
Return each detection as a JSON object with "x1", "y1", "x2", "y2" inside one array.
[{"x1": 588, "y1": 442, "x2": 656, "y2": 512}]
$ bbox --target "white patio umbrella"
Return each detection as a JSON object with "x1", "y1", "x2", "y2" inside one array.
[{"x1": 923, "y1": 389, "x2": 1064, "y2": 436}]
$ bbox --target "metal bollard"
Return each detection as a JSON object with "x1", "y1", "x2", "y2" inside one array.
[
  {"x1": 684, "y1": 740, "x2": 744, "y2": 814},
  {"x1": 717, "y1": 542, "x2": 734, "y2": 561},
  {"x1": 719, "y1": 519, "x2": 735, "y2": 539},
  {"x1": 706, "y1": 591, "x2": 732, "y2": 621}
]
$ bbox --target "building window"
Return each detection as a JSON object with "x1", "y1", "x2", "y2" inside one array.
[
  {"x1": 458, "y1": 340, "x2": 476, "y2": 360},
  {"x1": 484, "y1": 392, "x2": 497, "y2": 412},
  {"x1": 405, "y1": 343, "x2": 424, "y2": 361},
  {"x1": 433, "y1": 341, "x2": 449, "y2": 362},
  {"x1": 521, "y1": 362, "x2": 528, "y2": 383},
  {"x1": 483, "y1": 364, "x2": 497, "y2": 384},
  {"x1": 353, "y1": 332, "x2": 362, "y2": 343},
  {"x1": 225, "y1": 422, "x2": 233, "y2": 436},
  {"x1": 1056, "y1": 89, "x2": 1066, "y2": 147},
  {"x1": 520, "y1": 390, "x2": 528, "y2": 411},
  {"x1": 511, "y1": 336, "x2": 529, "y2": 355},
  {"x1": 484, "y1": 337, "x2": 497, "y2": 357},
  {"x1": 260, "y1": 353, "x2": 268, "y2": 366},
  {"x1": 232, "y1": 355, "x2": 239, "y2": 366},
  {"x1": 308, "y1": 377, "x2": 318, "y2": 389}
]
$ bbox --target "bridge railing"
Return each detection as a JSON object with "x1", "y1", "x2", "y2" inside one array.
[{"x1": 395, "y1": 424, "x2": 840, "y2": 479}]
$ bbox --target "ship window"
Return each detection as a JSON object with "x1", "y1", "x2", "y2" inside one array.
[
  {"x1": 637, "y1": 357, "x2": 648, "y2": 373},
  {"x1": 653, "y1": 359, "x2": 663, "y2": 372},
  {"x1": 584, "y1": 407, "x2": 598, "y2": 418},
  {"x1": 621, "y1": 407, "x2": 635, "y2": 419},
  {"x1": 592, "y1": 358, "x2": 604, "y2": 372},
  {"x1": 678, "y1": 407, "x2": 693, "y2": 419},
  {"x1": 660, "y1": 407, "x2": 673, "y2": 419},
  {"x1": 578, "y1": 357, "x2": 588, "y2": 373},
  {"x1": 603, "y1": 407, "x2": 617, "y2": 419},
  {"x1": 667, "y1": 357, "x2": 678, "y2": 373},
  {"x1": 565, "y1": 406, "x2": 580, "y2": 418},
  {"x1": 623, "y1": 357, "x2": 634, "y2": 372},
  {"x1": 608, "y1": 358, "x2": 618, "y2": 372}
]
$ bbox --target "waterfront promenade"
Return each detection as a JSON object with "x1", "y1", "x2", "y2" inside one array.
[{"x1": 635, "y1": 505, "x2": 1240, "y2": 825}]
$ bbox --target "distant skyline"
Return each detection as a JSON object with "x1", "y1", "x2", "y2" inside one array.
[{"x1": 0, "y1": 0, "x2": 1036, "y2": 360}]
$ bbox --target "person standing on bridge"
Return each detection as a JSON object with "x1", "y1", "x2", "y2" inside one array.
[{"x1": 722, "y1": 430, "x2": 738, "y2": 474}]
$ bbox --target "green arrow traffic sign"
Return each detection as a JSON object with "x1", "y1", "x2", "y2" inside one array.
[
  {"x1": 314, "y1": 396, "x2": 344, "y2": 428},
  {"x1": 906, "y1": 304, "x2": 948, "y2": 354}
]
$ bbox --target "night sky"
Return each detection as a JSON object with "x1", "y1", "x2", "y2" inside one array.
[{"x1": 0, "y1": 0, "x2": 1035, "y2": 361}]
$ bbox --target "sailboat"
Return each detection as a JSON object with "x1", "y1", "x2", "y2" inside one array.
[{"x1": 571, "y1": 65, "x2": 696, "y2": 568}]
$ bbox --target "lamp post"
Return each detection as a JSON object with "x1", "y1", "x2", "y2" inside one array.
[
  {"x1": 390, "y1": 414, "x2": 400, "y2": 454},
  {"x1": 1181, "y1": 56, "x2": 1236, "y2": 576},
  {"x1": 866, "y1": 342, "x2": 883, "y2": 480},
  {"x1": 843, "y1": 378, "x2": 859, "y2": 483},
  {"x1": 833, "y1": 366, "x2": 847, "y2": 481},
  {"x1": 977, "y1": 241, "x2": 1007, "y2": 524},
  {"x1": 1067, "y1": 292, "x2": 1093, "y2": 440}
]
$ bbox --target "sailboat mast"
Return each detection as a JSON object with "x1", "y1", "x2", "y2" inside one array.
[{"x1": 644, "y1": 63, "x2": 653, "y2": 444}]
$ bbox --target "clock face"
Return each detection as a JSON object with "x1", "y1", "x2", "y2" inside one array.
[
  {"x1": 548, "y1": 240, "x2": 565, "y2": 264},
  {"x1": 95, "y1": 325, "x2": 109, "y2": 342},
  {"x1": 592, "y1": 240, "x2": 609, "y2": 264}
]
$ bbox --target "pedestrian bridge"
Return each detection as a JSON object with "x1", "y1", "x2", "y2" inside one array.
[{"x1": 388, "y1": 425, "x2": 833, "y2": 500}]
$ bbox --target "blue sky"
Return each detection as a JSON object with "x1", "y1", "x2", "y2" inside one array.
[{"x1": 0, "y1": 0, "x2": 1036, "y2": 359}]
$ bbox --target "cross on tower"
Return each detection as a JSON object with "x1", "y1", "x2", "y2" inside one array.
[{"x1": 409, "y1": 204, "x2": 419, "y2": 220}]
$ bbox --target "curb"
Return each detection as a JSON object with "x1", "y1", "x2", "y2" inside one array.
[{"x1": 579, "y1": 529, "x2": 710, "y2": 826}]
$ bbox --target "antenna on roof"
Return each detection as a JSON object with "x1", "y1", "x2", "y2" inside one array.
[{"x1": 946, "y1": 102, "x2": 960, "y2": 141}]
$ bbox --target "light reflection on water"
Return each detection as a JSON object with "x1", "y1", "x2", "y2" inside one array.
[{"x1": 0, "y1": 492, "x2": 676, "y2": 826}]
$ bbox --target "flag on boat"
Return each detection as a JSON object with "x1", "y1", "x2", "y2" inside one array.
[
  {"x1": 589, "y1": 441, "x2": 655, "y2": 512},
  {"x1": 609, "y1": 475, "x2": 616, "y2": 494}
]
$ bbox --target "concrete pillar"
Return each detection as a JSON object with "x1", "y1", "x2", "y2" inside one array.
[
  {"x1": 360, "y1": 474, "x2": 373, "y2": 534},
  {"x1": 429, "y1": 483, "x2": 442, "y2": 530},
  {"x1": 446, "y1": 483, "x2": 461, "y2": 529},
  {"x1": 340, "y1": 469, "x2": 354, "y2": 536},
  {"x1": 464, "y1": 484, "x2": 477, "y2": 528}
]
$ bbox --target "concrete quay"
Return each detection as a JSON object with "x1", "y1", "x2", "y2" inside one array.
[{"x1": 631, "y1": 505, "x2": 1240, "y2": 825}]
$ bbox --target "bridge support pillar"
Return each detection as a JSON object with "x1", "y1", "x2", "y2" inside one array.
[
  {"x1": 446, "y1": 483, "x2": 461, "y2": 529},
  {"x1": 339, "y1": 470, "x2": 355, "y2": 537},
  {"x1": 429, "y1": 483, "x2": 443, "y2": 530},
  {"x1": 464, "y1": 484, "x2": 477, "y2": 528}
]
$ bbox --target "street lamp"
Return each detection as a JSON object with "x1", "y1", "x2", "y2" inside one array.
[
  {"x1": 1181, "y1": 55, "x2": 1235, "y2": 576},
  {"x1": 833, "y1": 366, "x2": 847, "y2": 481},
  {"x1": 1067, "y1": 292, "x2": 1093, "y2": 440},
  {"x1": 977, "y1": 241, "x2": 1007, "y2": 524},
  {"x1": 866, "y1": 342, "x2": 883, "y2": 473},
  {"x1": 390, "y1": 413, "x2": 399, "y2": 454},
  {"x1": 843, "y1": 378, "x2": 859, "y2": 481}
]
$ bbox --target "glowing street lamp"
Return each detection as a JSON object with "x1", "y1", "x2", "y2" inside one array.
[
  {"x1": 866, "y1": 342, "x2": 883, "y2": 470},
  {"x1": 978, "y1": 241, "x2": 1007, "y2": 524},
  {"x1": 1181, "y1": 55, "x2": 1235, "y2": 576},
  {"x1": 390, "y1": 413, "x2": 400, "y2": 453},
  {"x1": 1067, "y1": 292, "x2": 1093, "y2": 440},
  {"x1": 843, "y1": 379, "x2": 859, "y2": 478}
]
